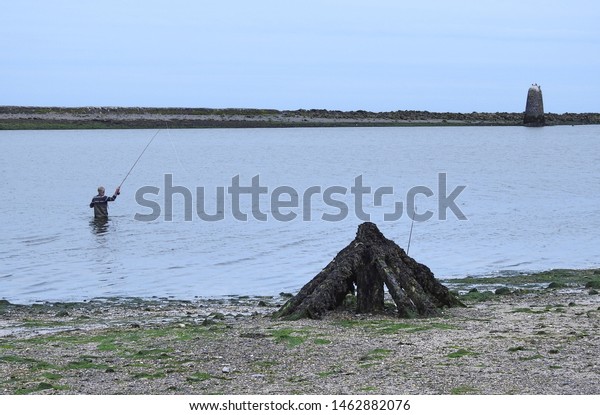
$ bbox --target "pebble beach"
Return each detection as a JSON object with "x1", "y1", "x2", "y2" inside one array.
[{"x1": 1, "y1": 270, "x2": 599, "y2": 395}]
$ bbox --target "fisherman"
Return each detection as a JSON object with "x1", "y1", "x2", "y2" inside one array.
[{"x1": 90, "y1": 186, "x2": 121, "y2": 218}]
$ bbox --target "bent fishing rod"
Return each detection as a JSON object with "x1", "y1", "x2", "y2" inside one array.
[{"x1": 118, "y1": 129, "x2": 161, "y2": 189}]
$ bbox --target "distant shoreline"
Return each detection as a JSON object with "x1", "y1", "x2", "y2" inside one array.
[{"x1": 1, "y1": 106, "x2": 599, "y2": 130}]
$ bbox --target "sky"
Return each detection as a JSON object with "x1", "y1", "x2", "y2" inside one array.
[{"x1": 1, "y1": 0, "x2": 599, "y2": 113}]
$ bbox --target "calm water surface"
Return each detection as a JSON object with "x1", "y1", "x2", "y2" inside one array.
[{"x1": 1, "y1": 126, "x2": 599, "y2": 303}]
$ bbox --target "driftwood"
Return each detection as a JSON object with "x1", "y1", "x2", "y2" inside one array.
[{"x1": 274, "y1": 222, "x2": 464, "y2": 319}]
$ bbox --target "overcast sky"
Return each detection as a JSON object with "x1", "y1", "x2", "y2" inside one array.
[{"x1": 1, "y1": 0, "x2": 598, "y2": 112}]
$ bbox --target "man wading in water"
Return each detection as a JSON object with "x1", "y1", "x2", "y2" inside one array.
[{"x1": 90, "y1": 186, "x2": 121, "y2": 218}]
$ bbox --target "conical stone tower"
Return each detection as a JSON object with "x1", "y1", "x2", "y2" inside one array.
[{"x1": 524, "y1": 84, "x2": 545, "y2": 126}]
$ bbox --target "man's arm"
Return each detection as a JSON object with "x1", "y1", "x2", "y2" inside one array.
[{"x1": 108, "y1": 186, "x2": 121, "y2": 202}]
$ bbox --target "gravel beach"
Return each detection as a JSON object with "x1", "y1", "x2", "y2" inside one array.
[{"x1": 1, "y1": 276, "x2": 599, "y2": 395}]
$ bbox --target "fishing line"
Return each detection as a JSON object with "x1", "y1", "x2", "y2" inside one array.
[
  {"x1": 119, "y1": 129, "x2": 161, "y2": 188},
  {"x1": 165, "y1": 121, "x2": 194, "y2": 179}
]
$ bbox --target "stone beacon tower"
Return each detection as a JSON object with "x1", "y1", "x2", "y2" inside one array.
[{"x1": 524, "y1": 83, "x2": 545, "y2": 126}]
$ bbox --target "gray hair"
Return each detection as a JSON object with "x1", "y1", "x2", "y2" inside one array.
[{"x1": 98, "y1": 186, "x2": 105, "y2": 194}]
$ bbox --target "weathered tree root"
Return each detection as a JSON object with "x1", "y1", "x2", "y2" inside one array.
[{"x1": 273, "y1": 222, "x2": 464, "y2": 320}]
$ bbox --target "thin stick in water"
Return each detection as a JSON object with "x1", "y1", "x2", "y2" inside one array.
[{"x1": 407, "y1": 205, "x2": 416, "y2": 255}]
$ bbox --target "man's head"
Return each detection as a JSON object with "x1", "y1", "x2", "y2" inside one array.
[{"x1": 98, "y1": 186, "x2": 105, "y2": 196}]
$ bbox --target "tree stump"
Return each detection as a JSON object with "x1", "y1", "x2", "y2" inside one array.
[{"x1": 273, "y1": 222, "x2": 464, "y2": 320}]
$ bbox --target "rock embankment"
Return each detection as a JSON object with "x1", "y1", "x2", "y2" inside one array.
[{"x1": 1, "y1": 106, "x2": 599, "y2": 129}]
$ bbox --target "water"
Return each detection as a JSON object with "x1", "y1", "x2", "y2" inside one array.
[{"x1": 1, "y1": 126, "x2": 599, "y2": 304}]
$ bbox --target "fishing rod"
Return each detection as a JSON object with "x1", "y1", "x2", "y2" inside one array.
[
  {"x1": 118, "y1": 129, "x2": 161, "y2": 189},
  {"x1": 406, "y1": 205, "x2": 416, "y2": 255}
]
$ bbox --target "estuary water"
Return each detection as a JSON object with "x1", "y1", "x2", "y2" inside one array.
[{"x1": 1, "y1": 126, "x2": 599, "y2": 304}]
